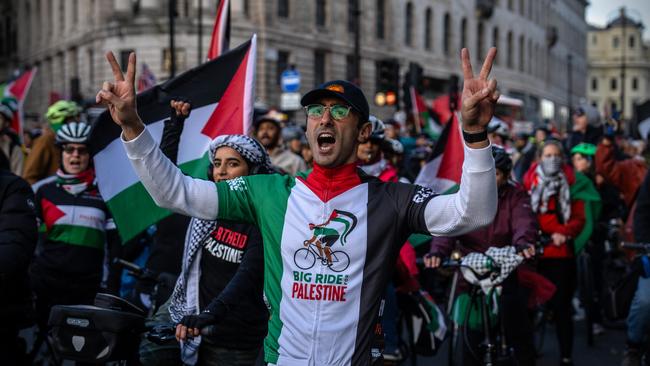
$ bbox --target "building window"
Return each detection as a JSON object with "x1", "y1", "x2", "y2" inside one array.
[
  {"x1": 376, "y1": 0, "x2": 385, "y2": 39},
  {"x1": 405, "y1": 2, "x2": 413, "y2": 46},
  {"x1": 632, "y1": 77, "x2": 638, "y2": 90},
  {"x1": 162, "y1": 48, "x2": 186, "y2": 74},
  {"x1": 477, "y1": 22, "x2": 484, "y2": 61},
  {"x1": 629, "y1": 36, "x2": 635, "y2": 48},
  {"x1": 610, "y1": 78, "x2": 617, "y2": 91},
  {"x1": 316, "y1": 0, "x2": 326, "y2": 27},
  {"x1": 591, "y1": 77, "x2": 598, "y2": 91},
  {"x1": 72, "y1": 0, "x2": 78, "y2": 24},
  {"x1": 612, "y1": 36, "x2": 619, "y2": 48},
  {"x1": 507, "y1": 31, "x2": 513, "y2": 68},
  {"x1": 443, "y1": 13, "x2": 451, "y2": 55},
  {"x1": 346, "y1": 54, "x2": 355, "y2": 82},
  {"x1": 88, "y1": 49, "x2": 94, "y2": 87},
  {"x1": 460, "y1": 17, "x2": 467, "y2": 49},
  {"x1": 243, "y1": 0, "x2": 249, "y2": 17},
  {"x1": 348, "y1": 0, "x2": 357, "y2": 33},
  {"x1": 424, "y1": 8, "x2": 432, "y2": 50},
  {"x1": 518, "y1": 35, "x2": 524, "y2": 72},
  {"x1": 278, "y1": 0, "x2": 289, "y2": 18},
  {"x1": 492, "y1": 27, "x2": 499, "y2": 65},
  {"x1": 59, "y1": 0, "x2": 65, "y2": 33},
  {"x1": 276, "y1": 51, "x2": 289, "y2": 85},
  {"x1": 120, "y1": 50, "x2": 135, "y2": 72},
  {"x1": 507, "y1": 0, "x2": 513, "y2": 11},
  {"x1": 519, "y1": 0, "x2": 525, "y2": 15},
  {"x1": 314, "y1": 50, "x2": 326, "y2": 86},
  {"x1": 592, "y1": 35, "x2": 597, "y2": 45}
]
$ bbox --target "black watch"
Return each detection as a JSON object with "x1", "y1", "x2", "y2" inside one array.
[{"x1": 462, "y1": 129, "x2": 488, "y2": 143}]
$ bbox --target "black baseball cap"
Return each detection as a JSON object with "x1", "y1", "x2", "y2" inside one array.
[{"x1": 301, "y1": 80, "x2": 369, "y2": 124}]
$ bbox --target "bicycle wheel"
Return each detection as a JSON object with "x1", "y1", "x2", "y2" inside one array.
[
  {"x1": 294, "y1": 248, "x2": 316, "y2": 270},
  {"x1": 577, "y1": 252, "x2": 595, "y2": 346},
  {"x1": 328, "y1": 251, "x2": 350, "y2": 272}
]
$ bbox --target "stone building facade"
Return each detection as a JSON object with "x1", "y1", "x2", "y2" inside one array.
[
  {"x1": 587, "y1": 9, "x2": 650, "y2": 121},
  {"x1": 9, "y1": 0, "x2": 588, "y2": 127}
]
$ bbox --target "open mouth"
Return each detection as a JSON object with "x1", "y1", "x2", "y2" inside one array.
[{"x1": 317, "y1": 132, "x2": 336, "y2": 153}]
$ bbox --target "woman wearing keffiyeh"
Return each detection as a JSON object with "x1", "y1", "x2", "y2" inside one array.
[
  {"x1": 140, "y1": 100, "x2": 271, "y2": 366},
  {"x1": 523, "y1": 139, "x2": 586, "y2": 366}
]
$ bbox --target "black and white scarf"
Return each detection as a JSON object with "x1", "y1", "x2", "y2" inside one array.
[{"x1": 530, "y1": 164, "x2": 571, "y2": 222}]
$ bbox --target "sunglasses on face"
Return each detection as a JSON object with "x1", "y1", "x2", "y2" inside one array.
[
  {"x1": 304, "y1": 104, "x2": 352, "y2": 121},
  {"x1": 63, "y1": 146, "x2": 89, "y2": 155}
]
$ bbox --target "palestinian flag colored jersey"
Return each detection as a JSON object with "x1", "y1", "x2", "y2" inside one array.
[
  {"x1": 34, "y1": 180, "x2": 116, "y2": 276},
  {"x1": 214, "y1": 163, "x2": 437, "y2": 365}
]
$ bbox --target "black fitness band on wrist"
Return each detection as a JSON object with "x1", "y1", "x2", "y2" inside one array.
[{"x1": 462, "y1": 129, "x2": 488, "y2": 143}]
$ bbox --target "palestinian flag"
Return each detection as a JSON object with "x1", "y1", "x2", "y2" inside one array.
[
  {"x1": 414, "y1": 112, "x2": 464, "y2": 194},
  {"x1": 90, "y1": 36, "x2": 257, "y2": 242},
  {"x1": 207, "y1": 0, "x2": 230, "y2": 60},
  {"x1": 410, "y1": 86, "x2": 442, "y2": 140},
  {"x1": 0, "y1": 68, "x2": 37, "y2": 138}
]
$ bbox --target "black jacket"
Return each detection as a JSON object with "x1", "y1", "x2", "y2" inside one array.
[
  {"x1": 0, "y1": 170, "x2": 37, "y2": 323},
  {"x1": 634, "y1": 170, "x2": 650, "y2": 243}
]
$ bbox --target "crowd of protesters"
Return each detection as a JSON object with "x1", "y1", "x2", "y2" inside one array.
[{"x1": 1, "y1": 71, "x2": 650, "y2": 366}]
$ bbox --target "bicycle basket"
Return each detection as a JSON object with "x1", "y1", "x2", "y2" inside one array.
[{"x1": 48, "y1": 293, "x2": 146, "y2": 363}]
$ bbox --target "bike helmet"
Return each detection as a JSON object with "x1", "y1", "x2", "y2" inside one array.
[
  {"x1": 570, "y1": 143, "x2": 596, "y2": 157},
  {"x1": 56, "y1": 121, "x2": 92, "y2": 145},
  {"x1": 368, "y1": 115, "x2": 385, "y2": 141},
  {"x1": 487, "y1": 117, "x2": 510, "y2": 138},
  {"x1": 46, "y1": 100, "x2": 82, "y2": 127},
  {"x1": 492, "y1": 145, "x2": 512, "y2": 172},
  {"x1": 385, "y1": 138, "x2": 404, "y2": 155}
]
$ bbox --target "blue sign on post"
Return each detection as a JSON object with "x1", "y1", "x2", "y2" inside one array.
[{"x1": 281, "y1": 69, "x2": 301, "y2": 93}]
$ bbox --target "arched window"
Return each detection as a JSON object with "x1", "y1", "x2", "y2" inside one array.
[
  {"x1": 424, "y1": 8, "x2": 432, "y2": 50},
  {"x1": 632, "y1": 77, "x2": 638, "y2": 90},
  {"x1": 477, "y1": 22, "x2": 484, "y2": 60},
  {"x1": 492, "y1": 27, "x2": 499, "y2": 65},
  {"x1": 612, "y1": 36, "x2": 619, "y2": 48},
  {"x1": 507, "y1": 31, "x2": 513, "y2": 68},
  {"x1": 376, "y1": 0, "x2": 385, "y2": 39},
  {"x1": 443, "y1": 13, "x2": 451, "y2": 55},
  {"x1": 629, "y1": 35, "x2": 635, "y2": 48},
  {"x1": 460, "y1": 17, "x2": 467, "y2": 49},
  {"x1": 405, "y1": 2, "x2": 413, "y2": 46}
]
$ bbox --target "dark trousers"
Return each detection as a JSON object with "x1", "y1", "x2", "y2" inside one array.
[
  {"x1": 0, "y1": 325, "x2": 25, "y2": 365},
  {"x1": 538, "y1": 258, "x2": 577, "y2": 360}
]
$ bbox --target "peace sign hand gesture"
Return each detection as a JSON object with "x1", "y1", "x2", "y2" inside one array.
[
  {"x1": 460, "y1": 47, "x2": 499, "y2": 133},
  {"x1": 95, "y1": 51, "x2": 145, "y2": 140}
]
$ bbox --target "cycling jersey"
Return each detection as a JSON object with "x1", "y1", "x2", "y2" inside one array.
[
  {"x1": 34, "y1": 176, "x2": 116, "y2": 276},
  {"x1": 124, "y1": 128, "x2": 497, "y2": 365}
]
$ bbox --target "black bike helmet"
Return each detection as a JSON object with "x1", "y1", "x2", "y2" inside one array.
[
  {"x1": 55, "y1": 122, "x2": 92, "y2": 145},
  {"x1": 368, "y1": 115, "x2": 385, "y2": 142},
  {"x1": 492, "y1": 145, "x2": 512, "y2": 172}
]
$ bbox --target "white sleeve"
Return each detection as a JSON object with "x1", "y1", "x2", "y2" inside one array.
[
  {"x1": 424, "y1": 142, "x2": 497, "y2": 236},
  {"x1": 122, "y1": 128, "x2": 219, "y2": 220}
]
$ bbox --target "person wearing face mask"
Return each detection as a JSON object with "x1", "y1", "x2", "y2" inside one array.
[
  {"x1": 523, "y1": 140, "x2": 587, "y2": 366},
  {"x1": 30, "y1": 122, "x2": 121, "y2": 340}
]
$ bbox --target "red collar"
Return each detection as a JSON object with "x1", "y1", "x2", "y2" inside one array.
[{"x1": 298, "y1": 162, "x2": 362, "y2": 202}]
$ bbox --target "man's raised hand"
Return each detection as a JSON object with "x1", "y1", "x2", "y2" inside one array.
[
  {"x1": 95, "y1": 51, "x2": 144, "y2": 140},
  {"x1": 460, "y1": 47, "x2": 499, "y2": 133}
]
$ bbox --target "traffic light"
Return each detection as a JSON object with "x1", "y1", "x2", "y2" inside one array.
[{"x1": 375, "y1": 59, "x2": 400, "y2": 106}]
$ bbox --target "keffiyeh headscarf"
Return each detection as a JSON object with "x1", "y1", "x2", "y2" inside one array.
[
  {"x1": 208, "y1": 134, "x2": 273, "y2": 174},
  {"x1": 530, "y1": 163, "x2": 572, "y2": 222}
]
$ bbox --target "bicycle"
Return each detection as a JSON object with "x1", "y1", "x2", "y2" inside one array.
[
  {"x1": 44, "y1": 259, "x2": 179, "y2": 364},
  {"x1": 295, "y1": 241, "x2": 350, "y2": 272},
  {"x1": 438, "y1": 246, "x2": 526, "y2": 366}
]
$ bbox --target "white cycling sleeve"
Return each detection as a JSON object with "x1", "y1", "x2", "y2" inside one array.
[
  {"x1": 122, "y1": 128, "x2": 219, "y2": 220},
  {"x1": 424, "y1": 141, "x2": 497, "y2": 236}
]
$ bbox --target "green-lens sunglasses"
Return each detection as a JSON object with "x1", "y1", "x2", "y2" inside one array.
[{"x1": 304, "y1": 104, "x2": 352, "y2": 121}]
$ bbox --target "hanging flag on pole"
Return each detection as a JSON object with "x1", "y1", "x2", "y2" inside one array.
[
  {"x1": 414, "y1": 112, "x2": 464, "y2": 194},
  {"x1": 410, "y1": 86, "x2": 442, "y2": 140},
  {"x1": 0, "y1": 68, "x2": 37, "y2": 138},
  {"x1": 137, "y1": 63, "x2": 157, "y2": 92},
  {"x1": 90, "y1": 36, "x2": 257, "y2": 242},
  {"x1": 207, "y1": 0, "x2": 231, "y2": 60}
]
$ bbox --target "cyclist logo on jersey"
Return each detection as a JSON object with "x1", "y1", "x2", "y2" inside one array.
[{"x1": 294, "y1": 210, "x2": 357, "y2": 272}]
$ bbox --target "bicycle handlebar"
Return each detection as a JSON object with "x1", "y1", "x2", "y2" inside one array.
[
  {"x1": 113, "y1": 258, "x2": 144, "y2": 275},
  {"x1": 621, "y1": 242, "x2": 650, "y2": 252},
  {"x1": 146, "y1": 324, "x2": 218, "y2": 344}
]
